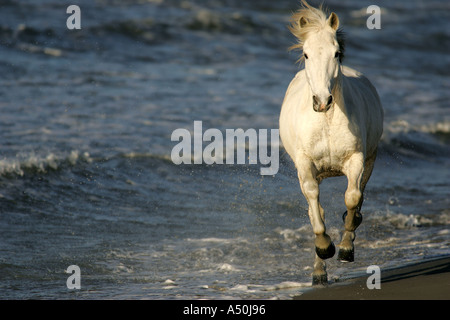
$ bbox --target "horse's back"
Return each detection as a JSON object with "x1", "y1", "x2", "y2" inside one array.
[{"x1": 341, "y1": 65, "x2": 384, "y2": 156}]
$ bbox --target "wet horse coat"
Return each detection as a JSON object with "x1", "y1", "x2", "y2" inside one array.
[{"x1": 279, "y1": 1, "x2": 383, "y2": 284}]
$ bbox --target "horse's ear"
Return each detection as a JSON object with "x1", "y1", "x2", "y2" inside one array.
[
  {"x1": 299, "y1": 16, "x2": 308, "y2": 28},
  {"x1": 327, "y1": 12, "x2": 339, "y2": 30}
]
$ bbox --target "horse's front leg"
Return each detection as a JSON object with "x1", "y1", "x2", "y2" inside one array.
[
  {"x1": 297, "y1": 161, "x2": 335, "y2": 285},
  {"x1": 339, "y1": 153, "x2": 364, "y2": 262}
]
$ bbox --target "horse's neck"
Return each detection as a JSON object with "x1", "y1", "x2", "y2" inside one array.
[{"x1": 332, "y1": 67, "x2": 345, "y2": 107}]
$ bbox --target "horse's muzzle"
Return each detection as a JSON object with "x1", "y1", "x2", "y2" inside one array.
[{"x1": 313, "y1": 95, "x2": 333, "y2": 112}]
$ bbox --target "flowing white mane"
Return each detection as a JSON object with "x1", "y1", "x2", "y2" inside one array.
[{"x1": 289, "y1": 0, "x2": 345, "y2": 63}]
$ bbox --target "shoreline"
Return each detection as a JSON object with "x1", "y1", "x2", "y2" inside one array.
[{"x1": 294, "y1": 256, "x2": 450, "y2": 300}]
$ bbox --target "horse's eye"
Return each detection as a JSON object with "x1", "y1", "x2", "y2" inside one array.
[
  {"x1": 304, "y1": 53, "x2": 309, "y2": 59},
  {"x1": 334, "y1": 51, "x2": 340, "y2": 58}
]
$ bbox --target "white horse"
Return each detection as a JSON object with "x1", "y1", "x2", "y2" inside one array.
[{"x1": 279, "y1": 1, "x2": 383, "y2": 285}]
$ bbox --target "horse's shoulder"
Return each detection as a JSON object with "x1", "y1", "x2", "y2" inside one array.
[
  {"x1": 287, "y1": 69, "x2": 306, "y2": 88},
  {"x1": 341, "y1": 65, "x2": 374, "y2": 88},
  {"x1": 294, "y1": 69, "x2": 306, "y2": 78},
  {"x1": 282, "y1": 70, "x2": 307, "y2": 101}
]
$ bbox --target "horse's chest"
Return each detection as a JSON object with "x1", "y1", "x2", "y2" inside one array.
[{"x1": 300, "y1": 122, "x2": 358, "y2": 170}]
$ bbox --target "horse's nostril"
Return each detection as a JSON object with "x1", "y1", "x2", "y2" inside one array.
[
  {"x1": 313, "y1": 95, "x2": 319, "y2": 105},
  {"x1": 327, "y1": 95, "x2": 333, "y2": 106}
]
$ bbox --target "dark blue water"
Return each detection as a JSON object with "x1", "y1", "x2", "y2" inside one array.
[{"x1": 0, "y1": 0, "x2": 448, "y2": 299}]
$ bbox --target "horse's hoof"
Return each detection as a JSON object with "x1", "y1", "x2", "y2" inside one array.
[
  {"x1": 338, "y1": 248, "x2": 354, "y2": 262},
  {"x1": 315, "y1": 242, "x2": 335, "y2": 260},
  {"x1": 312, "y1": 274, "x2": 328, "y2": 286}
]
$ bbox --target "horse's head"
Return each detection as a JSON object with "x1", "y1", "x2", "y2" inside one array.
[
  {"x1": 289, "y1": 2, "x2": 345, "y2": 113},
  {"x1": 302, "y1": 13, "x2": 341, "y2": 112}
]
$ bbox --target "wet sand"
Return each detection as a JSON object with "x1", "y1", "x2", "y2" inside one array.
[{"x1": 295, "y1": 256, "x2": 450, "y2": 300}]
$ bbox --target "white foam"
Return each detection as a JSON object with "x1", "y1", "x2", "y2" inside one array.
[
  {"x1": 163, "y1": 279, "x2": 176, "y2": 285},
  {"x1": 187, "y1": 237, "x2": 232, "y2": 243},
  {"x1": 229, "y1": 284, "x2": 252, "y2": 292},
  {"x1": 218, "y1": 263, "x2": 239, "y2": 272},
  {"x1": 384, "y1": 119, "x2": 450, "y2": 135},
  {"x1": 261, "y1": 281, "x2": 309, "y2": 291},
  {"x1": 0, "y1": 150, "x2": 92, "y2": 177},
  {"x1": 275, "y1": 225, "x2": 312, "y2": 242},
  {"x1": 162, "y1": 279, "x2": 178, "y2": 289},
  {"x1": 367, "y1": 211, "x2": 448, "y2": 229}
]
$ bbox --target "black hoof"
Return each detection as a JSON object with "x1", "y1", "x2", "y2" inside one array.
[
  {"x1": 338, "y1": 248, "x2": 354, "y2": 262},
  {"x1": 315, "y1": 242, "x2": 335, "y2": 260},
  {"x1": 312, "y1": 274, "x2": 328, "y2": 286}
]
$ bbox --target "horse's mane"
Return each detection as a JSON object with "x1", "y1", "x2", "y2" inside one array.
[{"x1": 289, "y1": 0, "x2": 345, "y2": 63}]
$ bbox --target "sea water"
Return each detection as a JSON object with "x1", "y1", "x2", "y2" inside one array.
[{"x1": 0, "y1": 0, "x2": 448, "y2": 299}]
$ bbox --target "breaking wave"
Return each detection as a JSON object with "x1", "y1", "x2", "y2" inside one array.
[{"x1": 0, "y1": 150, "x2": 92, "y2": 177}]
